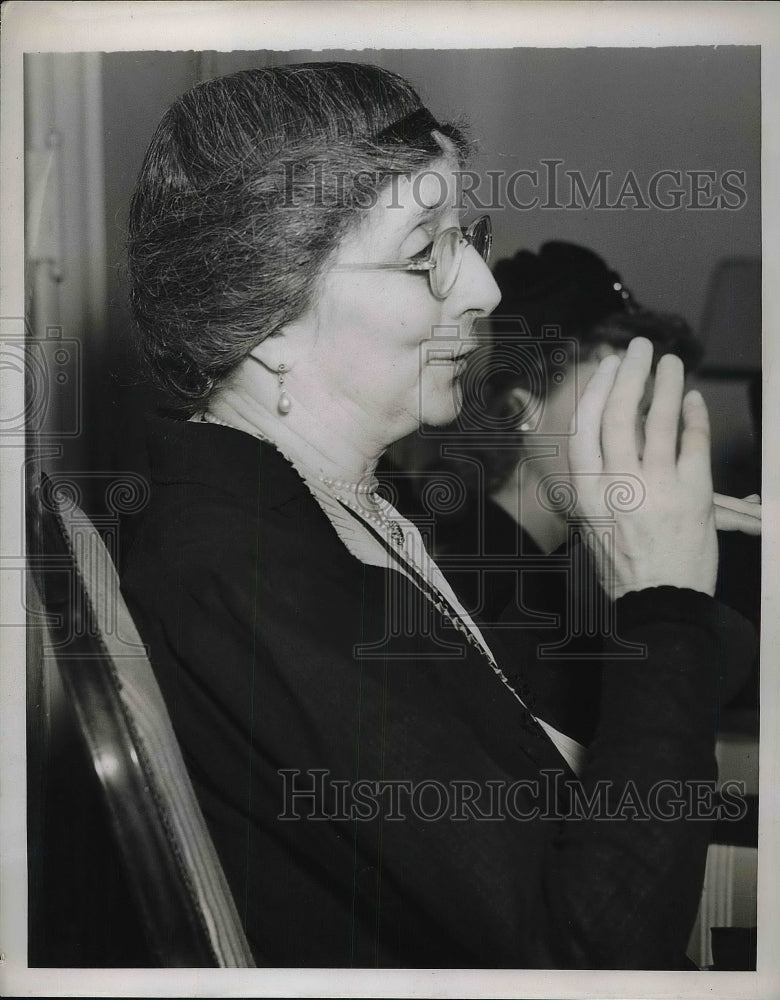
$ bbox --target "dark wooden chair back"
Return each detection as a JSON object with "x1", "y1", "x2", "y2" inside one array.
[{"x1": 27, "y1": 473, "x2": 255, "y2": 967}]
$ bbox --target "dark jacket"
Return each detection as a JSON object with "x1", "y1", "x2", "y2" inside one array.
[{"x1": 122, "y1": 417, "x2": 734, "y2": 969}]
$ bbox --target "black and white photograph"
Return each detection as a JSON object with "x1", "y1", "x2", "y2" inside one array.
[{"x1": 1, "y1": 3, "x2": 777, "y2": 997}]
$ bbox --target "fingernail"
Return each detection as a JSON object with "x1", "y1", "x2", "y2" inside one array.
[{"x1": 628, "y1": 336, "x2": 652, "y2": 355}]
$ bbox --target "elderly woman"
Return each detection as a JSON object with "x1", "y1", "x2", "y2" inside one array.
[{"x1": 122, "y1": 64, "x2": 734, "y2": 969}]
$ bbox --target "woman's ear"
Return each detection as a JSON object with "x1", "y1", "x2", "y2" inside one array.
[
  {"x1": 249, "y1": 313, "x2": 313, "y2": 372},
  {"x1": 248, "y1": 338, "x2": 285, "y2": 372}
]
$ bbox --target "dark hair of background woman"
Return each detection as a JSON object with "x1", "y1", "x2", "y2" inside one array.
[{"x1": 468, "y1": 241, "x2": 704, "y2": 492}]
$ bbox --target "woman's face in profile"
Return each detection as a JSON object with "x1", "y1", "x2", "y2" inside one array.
[{"x1": 298, "y1": 157, "x2": 501, "y2": 445}]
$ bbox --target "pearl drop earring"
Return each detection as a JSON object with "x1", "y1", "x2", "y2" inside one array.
[
  {"x1": 277, "y1": 363, "x2": 291, "y2": 415},
  {"x1": 248, "y1": 353, "x2": 293, "y2": 415}
]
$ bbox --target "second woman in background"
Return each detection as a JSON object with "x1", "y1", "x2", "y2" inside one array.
[{"x1": 380, "y1": 242, "x2": 755, "y2": 745}]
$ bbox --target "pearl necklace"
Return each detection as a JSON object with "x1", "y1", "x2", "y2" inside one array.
[{"x1": 320, "y1": 475, "x2": 406, "y2": 547}]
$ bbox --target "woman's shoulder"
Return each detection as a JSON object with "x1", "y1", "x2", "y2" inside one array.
[
  {"x1": 144, "y1": 416, "x2": 307, "y2": 510},
  {"x1": 123, "y1": 416, "x2": 347, "y2": 580}
]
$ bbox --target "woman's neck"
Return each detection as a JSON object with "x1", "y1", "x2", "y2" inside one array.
[
  {"x1": 207, "y1": 367, "x2": 385, "y2": 485},
  {"x1": 489, "y1": 459, "x2": 568, "y2": 554}
]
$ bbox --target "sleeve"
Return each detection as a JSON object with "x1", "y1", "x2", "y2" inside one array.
[{"x1": 517, "y1": 586, "x2": 740, "y2": 968}]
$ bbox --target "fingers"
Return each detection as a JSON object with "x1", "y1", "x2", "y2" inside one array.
[
  {"x1": 713, "y1": 493, "x2": 762, "y2": 516},
  {"x1": 712, "y1": 494, "x2": 762, "y2": 534},
  {"x1": 601, "y1": 338, "x2": 654, "y2": 470},
  {"x1": 714, "y1": 504, "x2": 762, "y2": 535},
  {"x1": 568, "y1": 353, "x2": 621, "y2": 474},
  {"x1": 642, "y1": 353, "x2": 685, "y2": 471},
  {"x1": 678, "y1": 389, "x2": 713, "y2": 489}
]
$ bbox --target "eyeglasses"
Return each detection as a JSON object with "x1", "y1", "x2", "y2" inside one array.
[{"x1": 332, "y1": 215, "x2": 492, "y2": 300}]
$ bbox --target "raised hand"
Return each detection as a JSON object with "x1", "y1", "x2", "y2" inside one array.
[{"x1": 569, "y1": 337, "x2": 718, "y2": 600}]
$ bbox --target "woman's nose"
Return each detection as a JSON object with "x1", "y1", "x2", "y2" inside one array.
[{"x1": 456, "y1": 245, "x2": 502, "y2": 316}]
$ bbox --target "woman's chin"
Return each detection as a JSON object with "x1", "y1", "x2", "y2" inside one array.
[{"x1": 419, "y1": 396, "x2": 462, "y2": 429}]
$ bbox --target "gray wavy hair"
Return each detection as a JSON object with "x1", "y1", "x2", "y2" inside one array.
[{"x1": 127, "y1": 63, "x2": 469, "y2": 410}]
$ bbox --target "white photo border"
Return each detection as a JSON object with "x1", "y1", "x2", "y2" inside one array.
[{"x1": 1, "y1": 2, "x2": 778, "y2": 997}]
